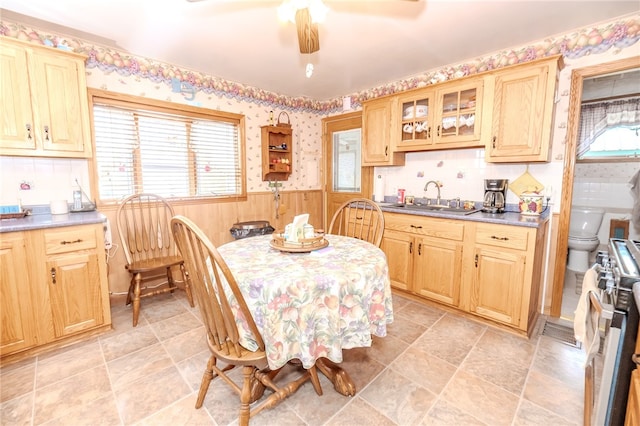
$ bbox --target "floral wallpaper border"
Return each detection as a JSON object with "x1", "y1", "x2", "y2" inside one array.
[{"x1": 1, "y1": 14, "x2": 639, "y2": 115}]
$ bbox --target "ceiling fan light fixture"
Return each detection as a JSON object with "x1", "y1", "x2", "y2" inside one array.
[
  {"x1": 278, "y1": 0, "x2": 328, "y2": 24},
  {"x1": 306, "y1": 62, "x2": 314, "y2": 78}
]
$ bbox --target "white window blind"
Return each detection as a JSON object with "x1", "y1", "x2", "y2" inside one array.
[{"x1": 92, "y1": 101, "x2": 242, "y2": 202}]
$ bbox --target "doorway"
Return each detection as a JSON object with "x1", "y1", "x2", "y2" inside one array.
[
  {"x1": 551, "y1": 56, "x2": 640, "y2": 318},
  {"x1": 322, "y1": 111, "x2": 372, "y2": 228}
]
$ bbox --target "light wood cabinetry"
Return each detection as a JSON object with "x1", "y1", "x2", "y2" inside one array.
[
  {"x1": 625, "y1": 328, "x2": 640, "y2": 425},
  {"x1": 383, "y1": 213, "x2": 547, "y2": 336},
  {"x1": 395, "y1": 78, "x2": 484, "y2": 152},
  {"x1": 261, "y1": 125, "x2": 292, "y2": 181},
  {"x1": 0, "y1": 233, "x2": 37, "y2": 355},
  {"x1": 465, "y1": 221, "x2": 547, "y2": 334},
  {"x1": 0, "y1": 37, "x2": 92, "y2": 158},
  {"x1": 485, "y1": 55, "x2": 563, "y2": 163},
  {"x1": 397, "y1": 90, "x2": 435, "y2": 151},
  {"x1": 381, "y1": 213, "x2": 464, "y2": 307},
  {"x1": 626, "y1": 369, "x2": 640, "y2": 426},
  {"x1": 0, "y1": 223, "x2": 111, "y2": 362},
  {"x1": 362, "y1": 55, "x2": 561, "y2": 162},
  {"x1": 362, "y1": 96, "x2": 405, "y2": 166},
  {"x1": 433, "y1": 78, "x2": 484, "y2": 147}
]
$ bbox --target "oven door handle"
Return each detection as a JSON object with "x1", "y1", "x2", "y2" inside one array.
[{"x1": 590, "y1": 292, "x2": 614, "y2": 320}]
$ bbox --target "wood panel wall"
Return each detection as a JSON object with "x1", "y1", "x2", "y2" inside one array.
[{"x1": 103, "y1": 190, "x2": 323, "y2": 294}]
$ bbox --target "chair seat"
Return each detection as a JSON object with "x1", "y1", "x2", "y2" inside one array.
[
  {"x1": 126, "y1": 255, "x2": 184, "y2": 273},
  {"x1": 209, "y1": 337, "x2": 267, "y2": 366}
]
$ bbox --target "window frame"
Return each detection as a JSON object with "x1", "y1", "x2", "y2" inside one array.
[{"x1": 88, "y1": 89, "x2": 246, "y2": 206}]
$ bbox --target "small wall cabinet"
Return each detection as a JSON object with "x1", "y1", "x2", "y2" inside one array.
[
  {"x1": 362, "y1": 96, "x2": 405, "y2": 166},
  {"x1": 0, "y1": 36, "x2": 93, "y2": 158},
  {"x1": 485, "y1": 55, "x2": 563, "y2": 163},
  {"x1": 261, "y1": 125, "x2": 293, "y2": 181}
]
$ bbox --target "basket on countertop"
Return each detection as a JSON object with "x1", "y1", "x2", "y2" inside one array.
[{"x1": 276, "y1": 111, "x2": 291, "y2": 128}]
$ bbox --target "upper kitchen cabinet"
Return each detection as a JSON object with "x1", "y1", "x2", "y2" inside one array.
[
  {"x1": 261, "y1": 125, "x2": 292, "y2": 181},
  {"x1": 0, "y1": 37, "x2": 92, "y2": 158},
  {"x1": 485, "y1": 55, "x2": 563, "y2": 163},
  {"x1": 433, "y1": 78, "x2": 484, "y2": 148},
  {"x1": 362, "y1": 96, "x2": 405, "y2": 166},
  {"x1": 396, "y1": 89, "x2": 435, "y2": 151}
]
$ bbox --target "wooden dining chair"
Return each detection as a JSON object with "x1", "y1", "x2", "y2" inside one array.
[
  {"x1": 116, "y1": 193, "x2": 194, "y2": 326},
  {"x1": 171, "y1": 215, "x2": 322, "y2": 425},
  {"x1": 328, "y1": 198, "x2": 385, "y2": 247}
]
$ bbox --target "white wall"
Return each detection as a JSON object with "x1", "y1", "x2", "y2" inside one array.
[{"x1": 572, "y1": 162, "x2": 640, "y2": 241}]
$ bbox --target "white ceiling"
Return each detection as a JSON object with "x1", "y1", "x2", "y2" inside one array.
[{"x1": 1, "y1": 0, "x2": 638, "y2": 101}]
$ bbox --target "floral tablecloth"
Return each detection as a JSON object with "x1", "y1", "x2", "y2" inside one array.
[{"x1": 217, "y1": 234, "x2": 393, "y2": 370}]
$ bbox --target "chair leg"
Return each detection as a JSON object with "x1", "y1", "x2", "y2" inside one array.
[
  {"x1": 166, "y1": 266, "x2": 176, "y2": 293},
  {"x1": 132, "y1": 272, "x2": 142, "y2": 327},
  {"x1": 125, "y1": 276, "x2": 134, "y2": 306},
  {"x1": 195, "y1": 355, "x2": 216, "y2": 409},
  {"x1": 239, "y1": 366, "x2": 254, "y2": 426},
  {"x1": 181, "y1": 263, "x2": 195, "y2": 307}
]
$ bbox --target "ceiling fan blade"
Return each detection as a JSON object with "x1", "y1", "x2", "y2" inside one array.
[{"x1": 295, "y1": 8, "x2": 320, "y2": 54}]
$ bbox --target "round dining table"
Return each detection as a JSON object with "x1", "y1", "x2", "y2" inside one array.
[{"x1": 217, "y1": 233, "x2": 394, "y2": 396}]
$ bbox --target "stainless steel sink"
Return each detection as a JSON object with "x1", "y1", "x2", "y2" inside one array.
[{"x1": 385, "y1": 203, "x2": 478, "y2": 215}]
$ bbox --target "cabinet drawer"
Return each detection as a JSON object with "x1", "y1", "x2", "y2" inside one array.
[
  {"x1": 384, "y1": 213, "x2": 464, "y2": 241},
  {"x1": 475, "y1": 223, "x2": 531, "y2": 251},
  {"x1": 44, "y1": 226, "x2": 97, "y2": 255}
]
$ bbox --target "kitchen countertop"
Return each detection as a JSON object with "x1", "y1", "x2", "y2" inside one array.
[
  {"x1": 378, "y1": 203, "x2": 550, "y2": 228},
  {"x1": 0, "y1": 210, "x2": 107, "y2": 233}
]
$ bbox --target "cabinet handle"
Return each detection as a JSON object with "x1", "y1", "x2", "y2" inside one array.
[
  {"x1": 44, "y1": 125, "x2": 50, "y2": 141},
  {"x1": 418, "y1": 243, "x2": 422, "y2": 256},
  {"x1": 492, "y1": 136, "x2": 496, "y2": 148},
  {"x1": 427, "y1": 126, "x2": 431, "y2": 138},
  {"x1": 384, "y1": 146, "x2": 388, "y2": 157},
  {"x1": 490, "y1": 235, "x2": 509, "y2": 241},
  {"x1": 475, "y1": 254, "x2": 478, "y2": 267},
  {"x1": 26, "y1": 124, "x2": 32, "y2": 141},
  {"x1": 355, "y1": 216, "x2": 363, "y2": 220},
  {"x1": 410, "y1": 224, "x2": 422, "y2": 229},
  {"x1": 50, "y1": 267, "x2": 57, "y2": 284},
  {"x1": 409, "y1": 241, "x2": 413, "y2": 254},
  {"x1": 61, "y1": 239, "x2": 83, "y2": 245},
  {"x1": 437, "y1": 125, "x2": 440, "y2": 137}
]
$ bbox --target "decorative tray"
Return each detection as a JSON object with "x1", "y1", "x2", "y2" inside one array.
[{"x1": 270, "y1": 230, "x2": 328, "y2": 253}]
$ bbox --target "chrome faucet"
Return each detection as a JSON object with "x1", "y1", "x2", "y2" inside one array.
[{"x1": 423, "y1": 180, "x2": 441, "y2": 205}]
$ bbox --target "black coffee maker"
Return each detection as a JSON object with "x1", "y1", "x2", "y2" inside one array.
[{"x1": 482, "y1": 179, "x2": 508, "y2": 213}]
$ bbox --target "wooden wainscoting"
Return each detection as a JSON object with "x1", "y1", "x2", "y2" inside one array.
[{"x1": 103, "y1": 190, "x2": 322, "y2": 294}]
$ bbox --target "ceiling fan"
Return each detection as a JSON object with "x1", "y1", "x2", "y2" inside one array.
[{"x1": 187, "y1": 0, "x2": 419, "y2": 55}]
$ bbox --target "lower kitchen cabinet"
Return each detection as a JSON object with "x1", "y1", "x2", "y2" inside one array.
[
  {"x1": 0, "y1": 233, "x2": 37, "y2": 355},
  {"x1": 381, "y1": 213, "x2": 464, "y2": 308},
  {"x1": 382, "y1": 212, "x2": 547, "y2": 336},
  {"x1": 0, "y1": 223, "x2": 111, "y2": 362},
  {"x1": 466, "y1": 222, "x2": 547, "y2": 334}
]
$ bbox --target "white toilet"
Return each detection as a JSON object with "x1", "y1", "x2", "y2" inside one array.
[{"x1": 567, "y1": 206, "x2": 605, "y2": 272}]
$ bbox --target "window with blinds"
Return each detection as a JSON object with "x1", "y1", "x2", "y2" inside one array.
[{"x1": 91, "y1": 94, "x2": 243, "y2": 202}]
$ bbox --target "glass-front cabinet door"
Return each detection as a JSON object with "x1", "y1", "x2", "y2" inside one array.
[
  {"x1": 396, "y1": 90, "x2": 434, "y2": 151},
  {"x1": 434, "y1": 79, "x2": 483, "y2": 146}
]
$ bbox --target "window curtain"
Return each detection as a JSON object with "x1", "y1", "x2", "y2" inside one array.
[{"x1": 577, "y1": 98, "x2": 640, "y2": 157}]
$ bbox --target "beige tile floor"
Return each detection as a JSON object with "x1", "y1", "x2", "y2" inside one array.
[{"x1": 1, "y1": 291, "x2": 585, "y2": 425}]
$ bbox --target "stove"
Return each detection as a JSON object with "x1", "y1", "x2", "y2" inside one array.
[{"x1": 589, "y1": 238, "x2": 640, "y2": 425}]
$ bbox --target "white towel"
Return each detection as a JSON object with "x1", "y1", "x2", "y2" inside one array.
[
  {"x1": 630, "y1": 168, "x2": 640, "y2": 232},
  {"x1": 573, "y1": 267, "x2": 602, "y2": 367}
]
